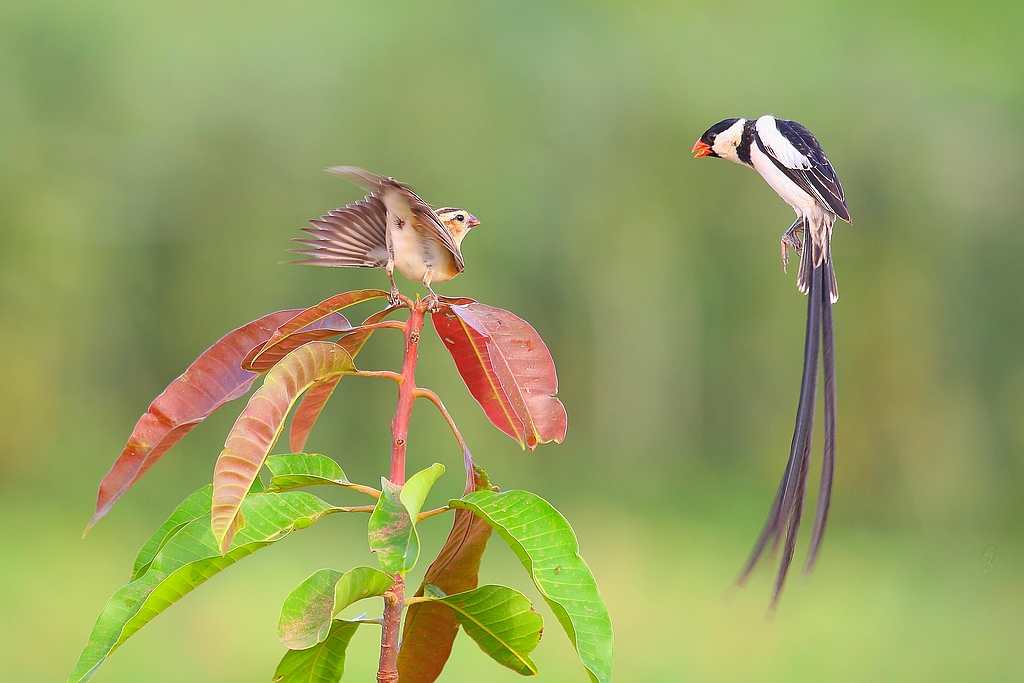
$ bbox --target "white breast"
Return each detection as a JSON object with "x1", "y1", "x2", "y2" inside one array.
[
  {"x1": 749, "y1": 142, "x2": 818, "y2": 215},
  {"x1": 389, "y1": 223, "x2": 427, "y2": 281},
  {"x1": 388, "y1": 220, "x2": 458, "y2": 283}
]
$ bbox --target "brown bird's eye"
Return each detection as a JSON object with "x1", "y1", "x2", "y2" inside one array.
[{"x1": 456, "y1": 214, "x2": 465, "y2": 222}]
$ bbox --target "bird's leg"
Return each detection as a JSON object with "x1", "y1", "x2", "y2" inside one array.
[
  {"x1": 386, "y1": 260, "x2": 401, "y2": 306},
  {"x1": 422, "y1": 272, "x2": 440, "y2": 312},
  {"x1": 780, "y1": 217, "x2": 805, "y2": 274}
]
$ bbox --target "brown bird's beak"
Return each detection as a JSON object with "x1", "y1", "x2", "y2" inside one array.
[
  {"x1": 692, "y1": 139, "x2": 713, "y2": 158},
  {"x1": 465, "y1": 214, "x2": 481, "y2": 228}
]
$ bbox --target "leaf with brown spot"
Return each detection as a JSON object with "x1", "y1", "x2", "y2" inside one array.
[{"x1": 277, "y1": 566, "x2": 393, "y2": 650}]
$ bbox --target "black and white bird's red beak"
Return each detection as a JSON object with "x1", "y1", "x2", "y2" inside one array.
[
  {"x1": 465, "y1": 214, "x2": 481, "y2": 228},
  {"x1": 691, "y1": 139, "x2": 714, "y2": 158}
]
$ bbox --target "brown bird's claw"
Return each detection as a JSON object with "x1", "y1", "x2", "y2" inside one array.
[
  {"x1": 780, "y1": 228, "x2": 804, "y2": 274},
  {"x1": 388, "y1": 286, "x2": 403, "y2": 307},
  {"x1": 424, "y1": 290, "x2": 442, "y2": 313}
]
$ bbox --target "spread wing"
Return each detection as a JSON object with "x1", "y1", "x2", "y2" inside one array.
[
  {"x1": 289, "y1": 193, "x2": 389, "y2": 268},
  {"x1": 755, "y1": 118, "x2": 850, "y2": 222},
  {"x1": 327, "y1": 166, "x2": 465, "y2": 271}
]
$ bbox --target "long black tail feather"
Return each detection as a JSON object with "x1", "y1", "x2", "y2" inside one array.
[
  {"x1": 805, "y1": 258, "x2": 836, "y2": 573},
  {"x1": 738, "y1": 241, "x2": 832, "y2": 609}
]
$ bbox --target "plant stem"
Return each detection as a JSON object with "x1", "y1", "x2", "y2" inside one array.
[
  {"x1": 416, "y1": 505, "x2": 451, "y2": 522},
  {"x1": 377, "y1": 297, "x2": 427, "y2": 683},
  {"x1": 377, "y1": 575, "x2": 405, "y2": 683},
  {"x1": 414, "y1": 387, "x2": 475, "y2": 494},
  {"x1": 390, "y1": 300, "x2": 425, "y2": 486}
]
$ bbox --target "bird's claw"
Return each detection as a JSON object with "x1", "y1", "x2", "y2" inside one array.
[
  {"x1": 780, "y1": 232, "x2": 803, "y2": 274},
  {"x1": 425, "y1": 289, "x2": 442, "y2": 313},
  {"x1": 388, "y1": 287, "x2": 402, "y2": 307}
]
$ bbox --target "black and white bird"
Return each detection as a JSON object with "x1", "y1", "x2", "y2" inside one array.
[{"x1": 693, "y1": 115, "x2": 851, "y2": 607}]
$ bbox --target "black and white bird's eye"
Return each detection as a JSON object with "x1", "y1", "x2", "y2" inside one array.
[{"x1": 455, "y1": 214, "x2": 465, "y2": 222}]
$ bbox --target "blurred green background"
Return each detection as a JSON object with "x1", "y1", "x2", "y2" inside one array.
[{"x1": 2, "y1": 0, "x2": 1023, "y2": 681}]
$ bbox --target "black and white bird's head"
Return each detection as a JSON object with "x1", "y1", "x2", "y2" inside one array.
[{"x1": 692, "y1": 118, "x2": 749, "y2": 165}]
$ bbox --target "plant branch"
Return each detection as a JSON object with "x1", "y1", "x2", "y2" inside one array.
[
  {"x1": 377, "y1": 297, "x2": 426, "y2": 683},
  {"x1": 336, "y1": 504, "x2": 377, "y2": 513},
  {"x1": 345, "y1": 320, "x2": 408, "y2": 334},
  {"x1": 342, "y1": 484, "x2": 383, "y2": 499},
  {"x1": 353, "y1": 370, "x2": 403, "y2": 383},
  {"x1": 416, "y1": 506, "x2": 451, "y2": 522},
  {"x1": 390, "y1": 302, "x2": 425, "y2": 486},
  {"x1": 402, "y1": 595, "x2": 433, "y2": 607},
  {"x1": 377, "y1": 573, "x2": 405, "y2": 683},
  {"x1": 414, "y1": 387, "x2": 476, "y2": 495}
]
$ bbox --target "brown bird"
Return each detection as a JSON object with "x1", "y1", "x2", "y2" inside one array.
[{"x1": 291, "y1": 167, "x2": 479, "y2": 300}]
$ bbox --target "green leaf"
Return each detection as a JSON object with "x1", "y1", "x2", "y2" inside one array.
[
  {"x1": 130, "y1": 485, "x2": 212, "y2": 580},
  {"x1": 400, "y1": 463, "x2": 445, "y2": 520},
  {"x1": 449, "y1": 490, "x2": 613, "y2": 683},
  {"x1": 399, "y1": 467, "x2": 495, "y2": 683},
  {"x1": 368, "y1": 480, "x2": 416, "y2": 575},
  {"x1": 265, "y1": 453, "x2": 350, "y2": 491},
  {"x1": 278, "y1": 569, "x2": 344, "y2": 650},
  {"x1": 368, "y1": 465, "x2": 444, "y2": 576},
  {"x1": 278, "y1": 566, "x2": 394, "y2": 650},
  {"x1": 273, "y1": 621, "x2": 359, "y2": 683},
  {"x1": 69, "y1": 491, "x2": 341, "y2": 683},
  {"x1": 334, "y1": 566, "x2": 394, "y2": 616},
  {"x1": 430, "y1": 584, "x2": 542, "y2": 676},
  {"x1": 212, "y1": 341, "x2": 356, "y2": 553}
]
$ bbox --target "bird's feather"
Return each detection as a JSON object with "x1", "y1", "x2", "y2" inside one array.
[
  {"x1": 289, "y1": 193, "x2": 390, "y2": 268},
  {"x1": 738, "y1": 241, "x2": 825, "y2": 610},
  {"x1": 755, "y1": 118, "x2": 851, "y2": 223},
  {"x1": 806, "y1": 260, "x2": 836, "y2": 573},
  {"x1": 327, "y1": 166, "x2": 465, "y2": 271}
]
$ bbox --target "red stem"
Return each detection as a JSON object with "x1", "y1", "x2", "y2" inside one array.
[
  {"x1": 389, "y1": 301, "x2": 425, "y2": 485},
  {"x1": 377, "y1": 575, "x2": 405, "y2": 683},
  {"x1": 377, "y1": 297, "x2": 427, "y2": 683}
]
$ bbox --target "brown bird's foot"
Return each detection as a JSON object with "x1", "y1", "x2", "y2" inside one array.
[
  {"x1": 780, "y1": 222, "x2": 804, "y2": 274},
  {"x1": 424, "y1": 288, "x2": 442, "y2": 313},
  {"x1": 388, "y1": 286, "x2": 403, "y2": 307}
]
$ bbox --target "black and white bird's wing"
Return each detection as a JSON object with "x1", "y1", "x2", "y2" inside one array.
[
  {"x1": 326, "y1": 165, "x2": 465, "y2": 271},
  {"x1": 755, "y1": 118, "x2": 850, "y2": 223},
  {"x1": 290, "y1": 193, "x2": 390, "y2": 268}
]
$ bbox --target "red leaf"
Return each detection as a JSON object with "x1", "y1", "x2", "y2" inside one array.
[
  {"x1": 431, "y1": 302, "x2": 567, "y2": 450},
  {"x1": 247, "y1": 289, "x2": 386, "y2": 370},
  {"x1": 241, "y1": 313, "x2": 352, "y2": 372},
  {"x1": 288, "y1": 377, "x2": 343, "y2": 454},
  {"x1": 397, "y1": 469, "x2": 495, "y2": 683},
  {"x1": 289, "y1": 306, "x2": 398, "y2": 452},
  {"x1": 87, "y1": 309, "x2": 303, "y2": 532},
  {"x1": 212, "y1": 341, "x2": 355, "y2": 553}
]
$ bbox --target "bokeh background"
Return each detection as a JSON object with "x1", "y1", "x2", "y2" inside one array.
[{"x1": 3, "y1": 1, "x2": 1023, "y2": 681}]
